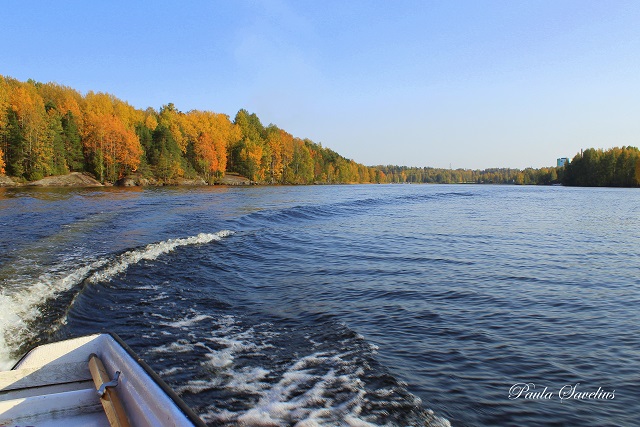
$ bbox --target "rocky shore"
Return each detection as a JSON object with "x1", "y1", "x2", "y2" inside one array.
[
  {"x1": 0, "y1": 175, "x2": 17, "y2": 187},
  {"x1": 30, "y1": 172, "x2": 103, "y2": 187},
  {"x1": 0, "y1": 172, "x2": 253, "y2": 188}
]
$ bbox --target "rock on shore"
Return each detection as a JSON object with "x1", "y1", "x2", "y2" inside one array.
[
  {"x1": 115, "y1": 174, "x2": 208, "y2": 186},
  {"x1": 217, "y1": 173, "x2": 252, "y2": 185},
  {"x1": 0, "y1": 175, "x2": 18, "y2": 187},
  {"x1": 28, "y1": 172, "x2": 103, "y2": 187}
]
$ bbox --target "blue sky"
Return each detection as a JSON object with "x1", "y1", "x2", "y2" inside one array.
[{"x1": 2, "y1": 0, "x2": 639, "y2": 169}]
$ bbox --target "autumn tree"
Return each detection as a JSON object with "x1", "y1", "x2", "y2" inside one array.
[
  {"x1": 182, "y1": 110, "x2": 240, "y2": 182},
  {"x1": 231, "y1": 109, "x2": 267, "y2": 181},
  {"x1": 265, "y1": 125, "x2": 291, "y2": 183},
  {"x1": 157, "y1": 103, "x2": 186, "y2": 153},
  {"x1": 0, "y1": 77, "x2": 9, "y2": 173},
  {"x1": 83, "y1": 92, "x2": 142, "y2": 181},
  {"x1": 284, "y1": 138, "x2": 313, "y2": 183},
  {"x1": 0, "y1": 75, "x2": 385, "y2": 185},
  {"x1": 33, "y1": 81, "x2": 86, "y2": 173},
  {"x1": 7, "y1": 82, "x2": 52, "y2": 180}
]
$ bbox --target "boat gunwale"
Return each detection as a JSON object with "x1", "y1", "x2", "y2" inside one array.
[{"x1": 10, "y1": 332, "x2": 207, "y2": 427}]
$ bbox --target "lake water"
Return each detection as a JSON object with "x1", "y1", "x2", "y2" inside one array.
[{"x1": 0, "y1": 184, "x2": 638, "y2": 426}]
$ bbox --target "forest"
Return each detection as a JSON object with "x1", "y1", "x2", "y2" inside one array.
[
  {"x1": 1, "y1": 75, "x2": 638, "y2": 187},
  {"x1": 0, "y1": 75, "x2": 385, "y2": 185},
  {"x1": 376, "y1": 165, "x2": 561, "y2": 185},
  {"x1": 562, "y1": 147, "x2": 640, "y2": 187},
  {"x1": 378, "y1": 146, "x2": 640, "y2": 187}
]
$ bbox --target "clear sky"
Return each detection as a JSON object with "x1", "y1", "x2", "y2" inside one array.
[{"x1": 2, "y1": 0, "x2": 639, "y2": 169}]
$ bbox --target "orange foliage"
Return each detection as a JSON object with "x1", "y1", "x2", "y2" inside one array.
[
  {"x1": 0, "y1": 79, "x2": 8, "y2": 176},
  {"x1": 183, "y1": 111, "x2": 240, "y2": 177},
  {"x1": 0, "y1": 75, "x2": 384, "y2": 184},
  {"x1": 39, "y1": 82, "x2": 84, "y2": 121},
  {"x1": 83, "y1": 93, "x2": 142, "y2": 180}
]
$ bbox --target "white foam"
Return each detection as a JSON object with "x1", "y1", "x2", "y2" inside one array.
[
  {"x1": 176, "y1": 378, "x2": 224, "y2": 394},
  {"x1": 155, "y1": 313, "x2": 451, "y2": 426},
  {"x1": 165, "y1": 314, "x2": 212, "y2": 328},
  {"x1": 343, "y1": 417, "x2": 379, "y2": 427},
  {"x1": 150, "y1": 340, "x2": 196, "y2": 354},
  {"x1": 89, "y1": 230, "x2": 233, "y2": 283},
  {"x1": 0, "y1": 259, "x2": 107, "y2": 369},
  {"x1": 200, "y1": 320, "x2": 270, "y2": 370},
  {"x1": 0, "y1": 230, "x2": 233, "y2": 370},
  {"x1": 198, "y1": 339, "x2": 453, "y2": 427},
  {"x1": 203, "y1": 348, "x2": 235, "y2": 369},
  {"x1": 226, "y1": 367, "x2": 270, "y2": 393},
  {"x1": 159, "y1": 366, "x2": 183, "y2": 376},
  {"x1": 206, "y1": 350, "x2": 371, "y2": 426},
  {"x1": 175, "y1": 316, "x2": 275, "y2": 398}
]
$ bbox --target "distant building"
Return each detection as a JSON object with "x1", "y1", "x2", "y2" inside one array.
[{"x1": 557, "y1": 157, "x2": 569, "y2": 167}]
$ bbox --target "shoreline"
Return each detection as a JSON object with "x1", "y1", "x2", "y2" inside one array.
[
  {"x1": 0, "y1": 172, "x2": 382, "y2": 188},
  {"x1": 0, "y1": 172, "x2": 255, "y2": 188}
]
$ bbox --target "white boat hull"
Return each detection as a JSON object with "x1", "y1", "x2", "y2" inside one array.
[{"x1": 0, "y1": 333, "x2": 205, "y2": 426}]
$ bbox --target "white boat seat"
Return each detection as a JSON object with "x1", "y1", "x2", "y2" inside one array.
[
  {"x1": 0, "y1": 388, "x2": 108, "y2": 427},
  {"x1": 0, "y1": 361, "x2": 92, "y2": 394}
]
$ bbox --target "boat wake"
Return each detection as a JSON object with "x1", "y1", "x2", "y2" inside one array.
[
  {"x1": 145, "y1": 313, "x2": 451, "y2": 427},
  {"x1": 88, "y1": 231, "x2": 233, "y2": 284},
  {"x1": 0, "y1": 230, "x2": 233, "y2": 369}
]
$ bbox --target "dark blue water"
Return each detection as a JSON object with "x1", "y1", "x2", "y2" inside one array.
[{"x1": 0, "y1": 184, "x2": 638, "y2": 426}]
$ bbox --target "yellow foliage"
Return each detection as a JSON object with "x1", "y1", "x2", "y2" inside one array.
[
  {"x1": 10, "y1": 85, "x2": 42, "y2": 122},
  {"x1": 158, "y1": 105, "x2": 186, "y2": 152},
  {"x1": 0, "y1": 75, "x2": 382, "y2": 184},
  {"x1": 0, "y1": 77, "x2": 9, "y2": 130},
  {"x1": 83, "y1": 97, "x2": 142, "y2": 180},
  {"x1": 144, "y1": 114, "x2": 158, "y2": 131},
  {"x1": 38, "y1": 82, "x2": 84, "y2": 125}
]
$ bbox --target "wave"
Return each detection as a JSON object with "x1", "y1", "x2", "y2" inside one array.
[
  {"x1": 88, "y1": 231, "x2": 233, "y2": 283},
  {"x1": 0, "y1": 259, "x2": 107, "y2": 369},
  {"x1": 238, "y1": 190, "x2": 475, "y2": 228},
  {"x1": 0, "y1": 230, "x2": 233, "y2": 369}
]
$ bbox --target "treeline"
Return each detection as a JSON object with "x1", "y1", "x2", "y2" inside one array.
[
  {"x1": 378, "y1": 146, "x2": 640, "y2": 187},
  {"x1": 376, "y1": 165, "x2": 561, "y2": 185},
  {"x1": 0, "y1": 75, "x2": 384, "y2": 184},
  {"x1": 563, "y1": 147, "x2": 640, "y2": 187},
  {"x1": 2, "y1": 76, "x2": 637, "y2": 188}
]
